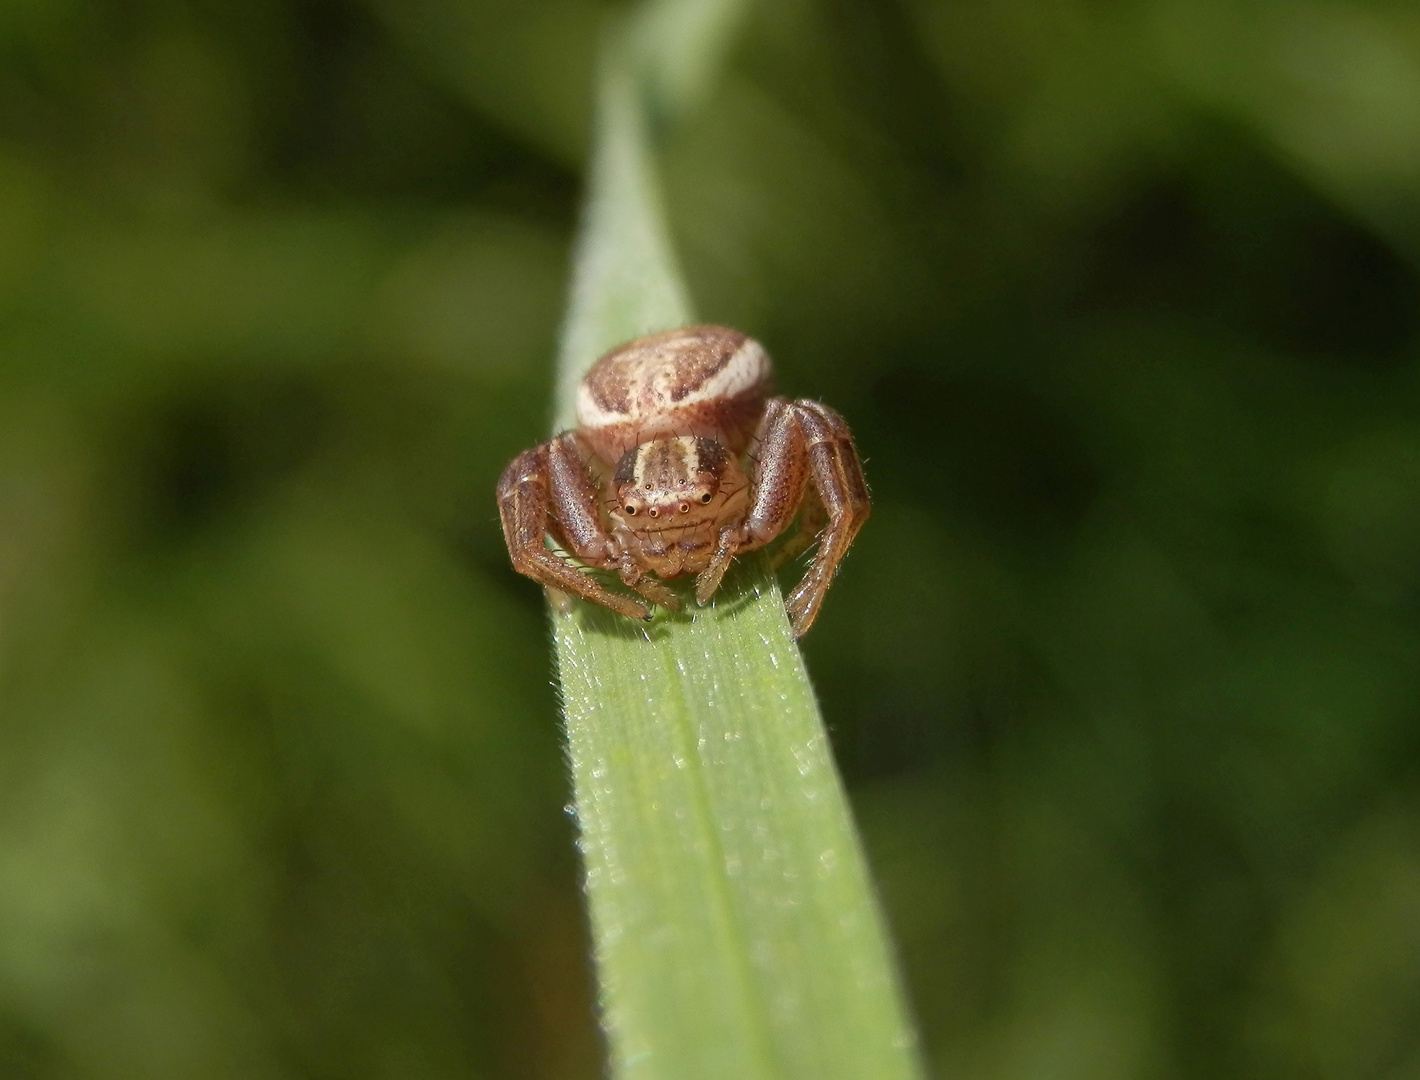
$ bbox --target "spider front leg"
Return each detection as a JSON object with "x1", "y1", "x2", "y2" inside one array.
[
  {"x1": 545, "y1": 433, "x2": 681, "y2": 613},
  {"x1": 781, "y1": 400, "x2": 870, "y2": 634},
  {"x1": 497, "y1": 434, "x2": 653, "y2": 622},
  {"x1": 696, "y1": 397, "x2": 803, "y2": 606},
  {"x1": 697, "y1": 397, "x2": 869, "y2": 636}
]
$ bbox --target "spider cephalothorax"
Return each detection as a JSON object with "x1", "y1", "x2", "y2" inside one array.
[{"x1": 497, "y1": 325, "x2": 868, "y2": 636}]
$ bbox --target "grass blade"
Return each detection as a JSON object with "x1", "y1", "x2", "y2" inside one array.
[{"x1": 549, "y1": 8, "x2": 926, "y2": 1079}]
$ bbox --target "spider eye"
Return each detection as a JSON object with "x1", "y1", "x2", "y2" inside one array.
[
  {"x1": 699, "y1": 493, "x2": 712, "y2": 504},
  {"x1": 678, "y1": 502, "x2": 689, "y2": 514},
  {"x1": 648, "y1": 507, "x2": 659, "y2": 518},
  {"x1": 624, "y1": 505, "x2": 637, "y2": 515}
]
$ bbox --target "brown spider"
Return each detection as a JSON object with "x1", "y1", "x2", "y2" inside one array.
[{"x1": 496, "y1": 325, "x2": 869, "y2": 636}]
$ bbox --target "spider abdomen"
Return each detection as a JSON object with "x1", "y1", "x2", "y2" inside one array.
[{"x1": 575, "y1": 324, "x2": 770, "y2": 460}]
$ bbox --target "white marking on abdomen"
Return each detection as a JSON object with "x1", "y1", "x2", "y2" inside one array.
[{"x1": 576, "y1": 338, "x2": 769, "y2": 430}]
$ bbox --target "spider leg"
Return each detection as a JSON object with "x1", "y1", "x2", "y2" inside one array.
[
  {"x1": 497, "y1": 438, "x2": 652, "y2": 622},
  {"x1": 780, "y1": 400, "x2": 870, "y2": 636},
  {"x1": 709, "y1": 397, "x2": 867, "y2": 633},
  {"x1": 698, "y1": 396, "x2": 813, "y2": 607},
  {"x1": 769, "y1": 484, "x2": 826, "y2": 570}
]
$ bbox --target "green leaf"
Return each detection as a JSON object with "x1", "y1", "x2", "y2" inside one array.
[{"x1": 547, "y1": 6, "x2": 926, "y2": 1079}]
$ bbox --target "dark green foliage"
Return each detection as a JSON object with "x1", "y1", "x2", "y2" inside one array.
[{"x1": 0, "y1": 0, "x2": 1416, "y2": 1077}]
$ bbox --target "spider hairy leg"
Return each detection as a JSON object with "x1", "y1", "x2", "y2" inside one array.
[
  {"x1": 697, "y1": 395, "x2": 813, "y2": 608},
  {"x1": 782, "y1": 400, "x2": 870, "y2": 636},
  {"x1": 497, "y1": 442, "x2": 652, "y2": 622},
  {"x1": 770, "y1": 490, "x2": 826, "y2": 571}
]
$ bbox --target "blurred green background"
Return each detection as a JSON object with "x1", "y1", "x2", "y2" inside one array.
[{"x1": 1, "y1": 0, "x2": 1419, "y2": 1077}]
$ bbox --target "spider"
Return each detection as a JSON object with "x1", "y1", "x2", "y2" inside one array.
[{"x1": 497, "y1": 325, "x2": 869, "y2": 636}]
